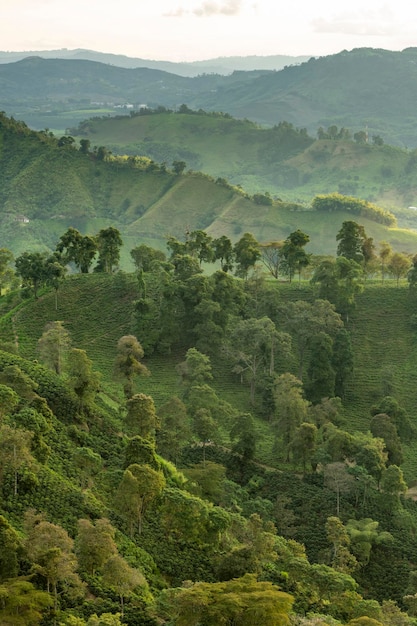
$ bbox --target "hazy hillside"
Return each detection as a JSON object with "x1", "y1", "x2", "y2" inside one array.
[
  {"x1": 192, "y1": 47, "x2": 417, "y2": 146},
  {"x1": 71, "y1": 108, "x2": 417, "y2": 210},
  {"x1": 0, "y1": 48, "x2": 311, "y2": 75},
  {"x1": 2, "y1": 114, "x2": 417, "y2": 264},
  {"x1": 0, "y1": 56, "x2": 267, "y2": 131},
  {"x1": 3, "y1": 48, "x2": 417, "y2": 146}
]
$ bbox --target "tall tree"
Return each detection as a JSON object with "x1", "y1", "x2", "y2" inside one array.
[
  {"x1": 157, "y1": 574, "x2": 293, "y2": 626},
  {"x1": 0, "y1": 578, "x2": 52, "y2": 625},
  {"x1": 114, "y1": 335, "x2": 150, "y2": 399},
  {"x1": 230, "y1": 412, "x2": 257, "y2": 468},
  {"x1": 193, "y1": 407, "x2": 219, "y2": 464},
  {"x1": 156, "y1": 396, "x2": 190, "y2": 463},
  {"x1": 312, "y1": 257, "x2": 364, "y2": 321},
  {"x1": 233, "y1": 232, "x2": 261, "y2": 279},
  {"x1": 371, "y1": 395, "x2": 414, "y2": 440},
  {"x1": 186, "y1": 230, "x2": 215, "y2": 266},
  {"x1": 370, "y1": 413, "x2": 403, "y2": 466},
  {"x1": 116, "y1": 463, "x2": 165, "y2": 535},
  {"x1": 75, "y1": 518, "x2": 117, "y2": 576},
  {"x1": 96, "y1": 226, "x2": 123, "y2": 273},
  {"x1": 280, "y1": 229, "x2": 310, "y2": 282},
  {"x1": 380, "y1": 464, "x2": 407, "y2": 499},
  {"x1": 291, "y1": 422, "x2": 318, "y2": 474},
  {"x1": 125, "y1": 393, "x2": 158, "y2": 440},
  {"x1": 280, "y1": 299, "x2": 342, "y2": 380},
  {"x1": 325, "y1": 516, "x2": 357, "y2": 574},
  {"x1": 323, "y1": 462, "x2": 355, "y2": 516},
  {"x1": 332, "y1": 328, "x2": 354, "y2": 399},
  {"x1": 388, "y1": 252, "x2": 411, "y2": 286},
  {"x1": 171, "y1": 254, "x2": 202, "y2": 281},
  {"x1": 44, "y1": 253, "x2": 67, "y2": 310},
  {"x1": 259, "y1": 241, "x2": 283, "y2": 279},
  {"x1": 37, "y1": 321, "x2": 71, "y2": 375},
  {"x1": 124, "y1": 435, "x2": 160, "y2": 470},
  {"x1": 103, "y1": 555, "x2": 145, "y2": 617},
  {"x1": 177, "y1": 347, "x2": 213, "y2": 394},
  {"x1": 24, "y1": 511, "x2": 83, "y2": 614},
  {"x1": 15, "y1": 251, "x2": 48, "y2": 298},
  {"x1": 67, "y1": 348, "x2": 101, "y2": 411},
  {"x1": 336, "y1": 220, "x2": 368, "y2": 263},
  {"x1": 228, "y1": 316, "x2": 291, "y2": 404},
  {"x1": 273, "y1": 373, "x2": 309, "y2": 461},
  {"x1": 305, "y1": 331, "x2": 335, "y2": 403},
  {"x1": 0, "y1": 424, "x2": 35, "y2": 495},
  {"x1": 130, "y1": 244, "x2": 166, "y2": 272},
  {"x1": 379, "y1": 241, "x2": 393, "y2": 283},
  {"x1": 56, "y1": 227, "x2": 97, "y2": 273},
  {"x1": 346, "y1": 518, "x2": 393, "y2": 567},
  {"x1": 213, "y1": 235, "x2": 234, "y2": 272}
]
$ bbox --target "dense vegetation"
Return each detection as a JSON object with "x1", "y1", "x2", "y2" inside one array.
[
  {"x1": 2, "y1": 90, "x2": 417, "y2": 622},
  {"x1": 2, "y1": 214, "x2": 417, "y2": 624}
]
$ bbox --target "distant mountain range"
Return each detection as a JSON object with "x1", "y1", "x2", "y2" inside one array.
[
  {"x1": 0, "y1": 49, "x2": 311, "y2": 76},
  {"x1": 2, "y1": 47, "x2": 417, "y2": 146}
]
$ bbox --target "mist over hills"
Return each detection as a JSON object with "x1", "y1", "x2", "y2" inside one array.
[{"x1": 0, "y1": 48, "x2": 311, "y2": 76}]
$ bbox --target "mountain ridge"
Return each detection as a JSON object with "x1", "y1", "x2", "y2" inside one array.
[
  {"x1": 0, "y1": 48, "x2": 311, "y2": 75},
  {"x1": 2, "y1": 47, "x2": 417, "y2": 147}
]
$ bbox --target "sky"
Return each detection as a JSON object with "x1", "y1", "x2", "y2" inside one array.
[{"x1": 2, "y1": 0, "x2": 417, "y2": 62}]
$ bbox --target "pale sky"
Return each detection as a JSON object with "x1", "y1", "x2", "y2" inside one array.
[{"x1": 1, "y1": 0, "x2": 417, "y2": 61}]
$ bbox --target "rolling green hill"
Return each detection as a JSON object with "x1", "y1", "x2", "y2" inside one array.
[
  {"x1": 71, "y1": 108, "x2": 417, "y2": 210},
  {"x1": 2, "y1": 113, "x2": 417, "y2": 264}
]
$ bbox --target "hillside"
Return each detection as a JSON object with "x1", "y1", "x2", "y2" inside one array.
[
  {"x1": 71, "y1": 108, "x2": 417, "y2": 210},
  {"x1": 2, "y1": 271, "x2": 417, "y2": 475},
  {"x1": 192, "y1": 47, "x2": 417, "y2": 147},
  {"x1": 2, "y1": 113, "x2": 417, "y2": 264},
  {"x1": 2, "y1": 254, "x2": 417, "y2": 623},
  {"x1": 3, "y1": 48, "x2": 417, "y2": 146}
]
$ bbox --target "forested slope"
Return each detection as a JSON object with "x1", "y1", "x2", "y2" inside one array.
[{"x1": 2, "y1": 253, "x2": 417, "y2": 624}]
